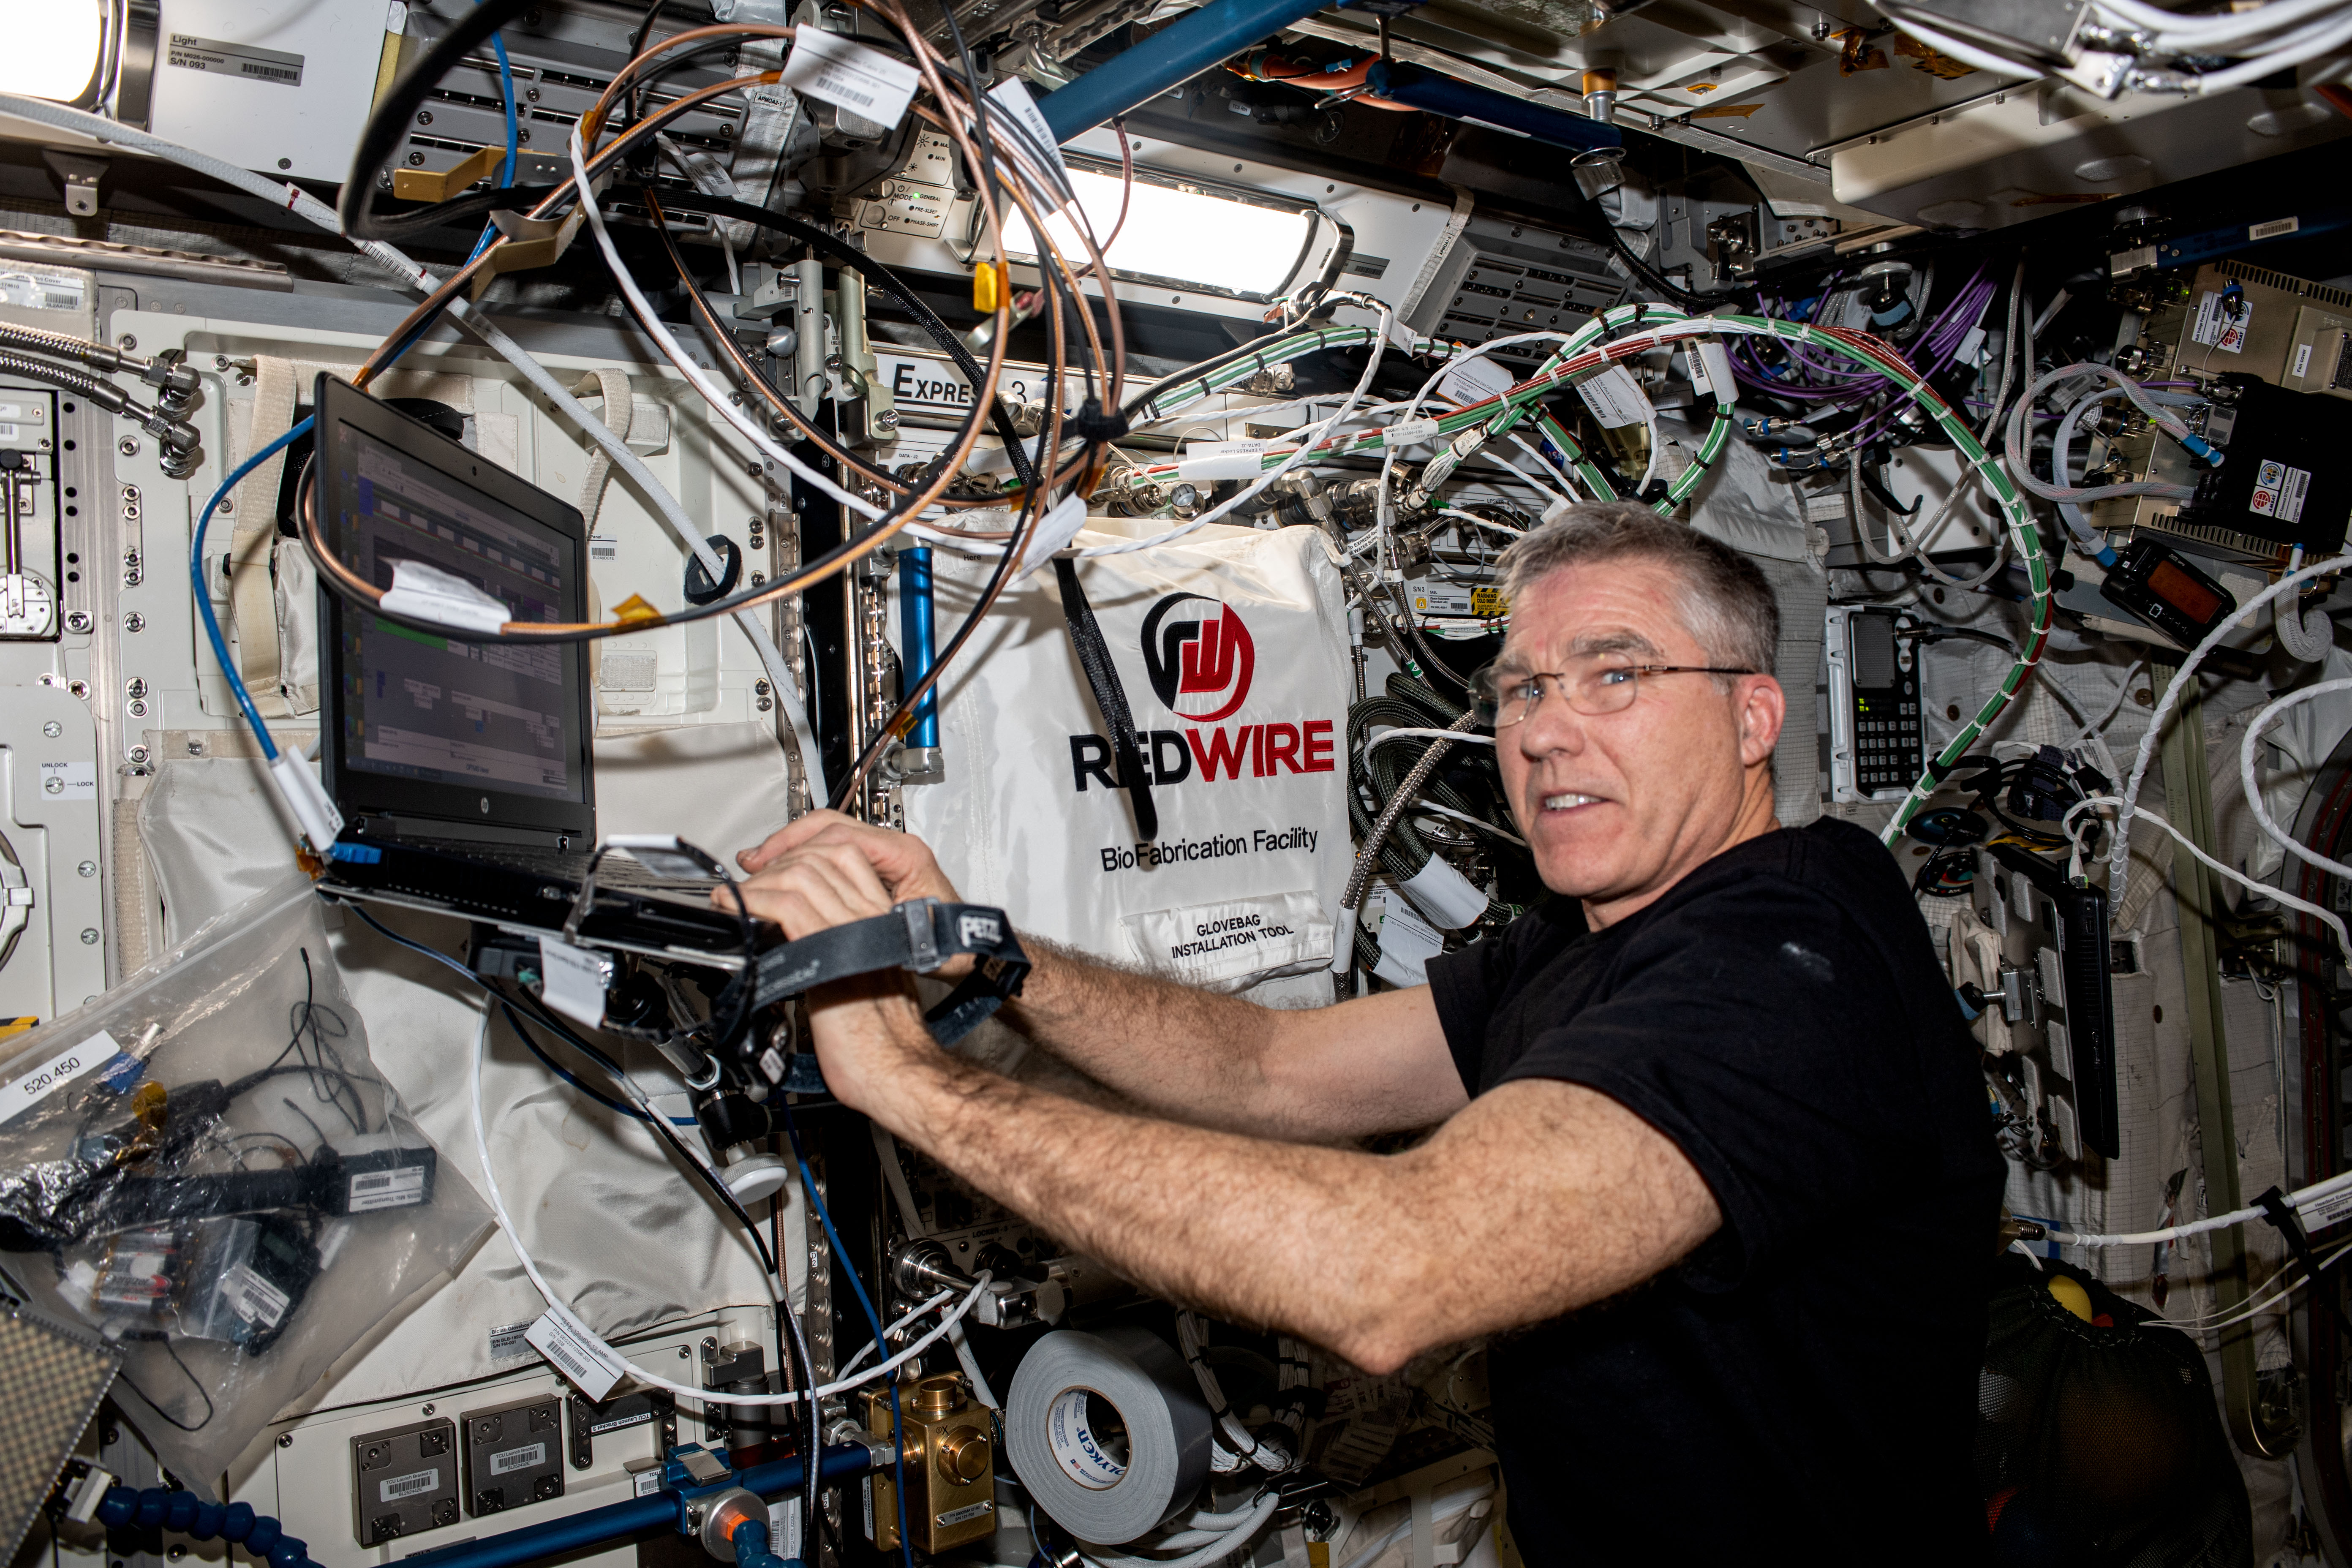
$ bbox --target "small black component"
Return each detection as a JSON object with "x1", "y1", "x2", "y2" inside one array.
[
  {"x1": 2178, "y1": 374, "x2": 2352, "y2": 553},
  {"x1": 461, "y1": 1394, "x2": 564, "y2": 1516},
  {"x1": 683, "y1": 535, "x2": 743, "y2": 604},
  {"x1": 566, "y1": 1388, "x2": 676, "y2": 1471},
  {"x1": 2005, "y1": 745, "x2": 2079, "y2": 824},
  {"x1": 351, "y1": 1416, "x2": 460, "y2": 1547},
  {"x1": 2101, "y1": 537, "x2": 2236, "y2": 646},
  {"x1": 1906, "y1": 806, "x2": 1989, "y2": 847}
]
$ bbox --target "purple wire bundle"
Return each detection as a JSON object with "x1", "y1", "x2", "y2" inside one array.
[{"x1": 1730, "y1": 265, "x2": 1996, "y2": 449}]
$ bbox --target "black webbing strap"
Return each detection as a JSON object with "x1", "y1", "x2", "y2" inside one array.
[
  {"x1": 1052, "y1": 556, "x2": 1158, "y2": 841},
  {"x1": 2255, "y1": 1185, "x2": 2352, "y2": 1336},
  {"x1": 749, "y1": 898, "x2": 1030, "y2": 1046}
]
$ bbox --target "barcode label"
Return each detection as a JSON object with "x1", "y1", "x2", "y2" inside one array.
[
  {"x1": 526, "y1": 1311, "x2": 626, "y2": 1400},
  {"x1": 223, "y1": 1263, "x2": 291, "y2": 1328},
  {"x1": 936, "y1": 1501, "x2": 992, "y2": 1528},
  {"x1": 347, "y1": 1162, "x2": 427, "y2": 1212},
  {"x1": 488, "y1": 1320, "x2": 534, "y2": 1361},
  {"x1": 2251, "y1": 216, "x2": 2300, "y2": 242},
  {"x1": 590, "y1": 534, "x2": 617, "y2": 561},
  {"x1": 2300, "y1": 1183, "x2": 2352, "y2": 1231},
  {"x1": 164, "y1": 33, "x2": 306, "y2": 88},
  {"x1": 489, "y1": 1442, "x2": 547, "y2": 1476},
  {"x1": 380, "y1": 1468, "x2": 440, "y2": 1503},
  {"x1": 779, "y1": 28, "x2": 919, "y2": 129}
]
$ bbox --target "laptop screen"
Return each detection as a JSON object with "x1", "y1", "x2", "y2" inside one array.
[{"x1": 316, "y1": 377, "x2": 593, "y2": 835}]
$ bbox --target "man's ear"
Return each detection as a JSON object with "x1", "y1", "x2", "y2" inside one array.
[{"x1": 1737, "y1": 675, "x2": 1786, "y2": 767}]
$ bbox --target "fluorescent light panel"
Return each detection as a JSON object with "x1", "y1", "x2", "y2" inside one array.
[
  {"x1": 1003, "y1": 170, "x2": 1312, "y2": 298},
  {"x1": 0, "y1": 0, "x2": 104, "y2": 102}
]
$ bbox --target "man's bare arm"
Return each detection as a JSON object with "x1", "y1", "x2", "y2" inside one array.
[
  {"x1": 732, "y1": 811, "x2": 1469, "y2": 1141},
  {"x1": 810, "y1": 977, "x2": 1721, "y2": 1375}
]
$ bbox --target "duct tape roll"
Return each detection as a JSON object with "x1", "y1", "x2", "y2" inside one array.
[{"x1": 1005, "y1": 1327, "x2": 1213, "y2": 1544}]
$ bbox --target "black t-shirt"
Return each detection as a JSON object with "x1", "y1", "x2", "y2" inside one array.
[{"x1": 1426, "y1": 817, "x2": 2001, "y2": 1562}]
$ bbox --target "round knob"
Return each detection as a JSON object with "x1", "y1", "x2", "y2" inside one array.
[{"x1": 937, "y1": 1424, "x2": 991, "y2": 1484}]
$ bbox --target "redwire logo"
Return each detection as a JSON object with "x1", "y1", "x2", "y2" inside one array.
[
  {"x1": 1143, "y1": 593, "x2": 1255, "y2": 722},
  {"x1": 1069, "y1": 593, "x2": 1333, "y2": 793}
]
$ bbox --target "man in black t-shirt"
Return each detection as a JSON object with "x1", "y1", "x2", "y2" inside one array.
[{"x1": 725, "y1": 503, "x2": 2002, "y2": 1560}]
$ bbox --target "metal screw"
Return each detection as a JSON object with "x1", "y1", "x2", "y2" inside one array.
[
  {"x1": 77, "y1": 861, "x2": 95, "y2": 878},
  {"x1": 118, "y1": 334, "x2": 136, "y2": 352},
  {"x1": 678, "y1": 1347, "x2": 690, "y2": 1359},
  {"x1": 41, "y1": 721, "x2": 60, "y2": 738},
  {"x1": 417, "y1": 111, "x2": 433, "y2": 125},
  {"x1": 408, "y1": 152, "x2": 427, "y2": 166},
  {"x1": 423, "y1": 1404, "x2": 436, "y2": 1416},
  {"x1": 126, "y1": 700, "x2": 146, "y2": 717},
  {"x1": 65, "y1": 612, "x2": 90, "y2": 633},
  {"x1": 79, "y1": 929, "x2": 98, "y2": 945},
  {"x1": 128, "y1": 745, "x2": 149, "y2": 765},
  {"x1": 525, "y1": 87, "x2": 541, "y2": 103},
  {"x1": 43, "y1": 778, "x2": 60, "y2": 795},
  {"x1": 755, "y1": 680, "x2": 772, "y2": 696},
  {"x1": 123, "y1": 612, "x2": 145, "y2": 632},
  {"x1": 125, "y1": 678, "x2": 146, "y2": 698},
  {"x1": 167, "y1": 1546, "x2": 187, "y2": 1561},
  {"x1": 278, "y1": 1433, "x2": 294, "y2": 1448},
  {"x1": 277, "y1": 158, "x2": 291, "y2": 171},
  {"x1": 187, "y1": 738, "x2": 204, "y2": 755},
  {"x1": 117, "y1": 436, "x2": 137, "y2": 457}
]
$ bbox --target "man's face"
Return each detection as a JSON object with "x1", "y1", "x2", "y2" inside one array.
[{"x1": 1494, "y1": 558, "x2": 1783, "y2": 923}]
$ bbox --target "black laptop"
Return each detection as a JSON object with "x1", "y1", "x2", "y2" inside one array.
[{"x1": 308, "y1": 374, "x2": 756, "y2": 963}]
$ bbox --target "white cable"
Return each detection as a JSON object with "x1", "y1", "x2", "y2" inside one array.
[
  {"x1": 568, "y1": 126, "x2": 885, "y2": 522},
  {"x1": 839, "y1": 1288, "x2": 957, "y2": 1375},
  {"x1": 1436, "y1": 509, "x2": 1524, "y2": 538},
  {"x1": 1075, "y1": 1494, "x2": 1282, "y2": 1568},
  {"x1": 1883, "y1": 16, "x2": 2047, "y2": 77},
  {"x1": 2051, "y1": 1166, "x2": 2352, "y2": 1247},
  {"x1": 2008, "y1": 1240, "x2": 2044, "y2": 1271},
  {"x1": 2109, "y1": 551, "x2": 2352, "y2": 905},
  {"x1": 1330, "y1": 1486, "x2": 1497, "y2": 1568},
  {"x1": 470, "y1": 1008, "x2": 988, "y2": 1406},
  {"x1": 1369, "y1": 728, "x2": 1498, "y2": 754},
  {"x1": 1078, "y1": 302, "x2": 1396, "y2": 557},
  {"x1": 2091, "y1": 0, "x2": 2346, "y2": 45},
  {"x1": 1412, "y1": 800, "x2": 1527, "y2": 847},
  {"x1": 2072, "y1": 793, "x2": 2350, "y2": 958},
  {"x1": 2240, "y1": 678, "x2": 2352, "y2": 883},
  {"x1": 947, "y1": 1318, "x2": 1001, "y2": 1410}
]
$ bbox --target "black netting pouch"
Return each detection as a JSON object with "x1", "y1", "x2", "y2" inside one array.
[{"x1": 1976, "y1": 1253, "x2": 2250, "y2": 1568}]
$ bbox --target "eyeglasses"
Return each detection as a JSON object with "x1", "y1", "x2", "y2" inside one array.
[{"x1": 1471, "y1": 658, "x2": 1758, "y2": 726}]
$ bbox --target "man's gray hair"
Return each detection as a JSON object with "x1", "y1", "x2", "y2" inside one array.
[{"x1": 1494, "y1": 502, "x2": 1779, "y2": 681}]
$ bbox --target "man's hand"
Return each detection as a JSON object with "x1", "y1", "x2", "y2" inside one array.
[
  {"x1": 723, "y1": 811, "x2": 939, "y2": 1113},
  {"x1": 727, "y1": 810, "x2": 976, "y2": 980},
  {"x1": 733, "y1": 809, "x2": 962, "y2": 903}
]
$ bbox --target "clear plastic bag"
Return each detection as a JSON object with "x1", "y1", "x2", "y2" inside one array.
[{"x1": 0, "y1": 877, "x2": 490, "y2": 1484}]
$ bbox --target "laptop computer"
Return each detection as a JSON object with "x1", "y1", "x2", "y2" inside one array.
[{"x1": 307, "y1": 373, "x2": 757, "y2": 964}]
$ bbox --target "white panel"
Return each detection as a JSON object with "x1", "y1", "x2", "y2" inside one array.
[{"x1": 150, "y1": 0, "x2": 398, "y2": 182}]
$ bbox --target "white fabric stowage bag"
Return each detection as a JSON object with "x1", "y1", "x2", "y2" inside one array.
[{"x1": 908, "y1": 523, "x2": 1350, "y2": 994}]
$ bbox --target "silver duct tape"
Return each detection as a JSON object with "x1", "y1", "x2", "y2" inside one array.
[{"x1": 1004, "y1": 1327, "x2": 1214, "y2": 1544}]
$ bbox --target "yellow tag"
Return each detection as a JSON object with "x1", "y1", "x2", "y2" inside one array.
[
  {"x1": 1470, "y1": 586, "x2": 1508, "y2": 617},
  {"x1": 612, "y1": 593, "x2": 662, "y2": 624},
  {"x1": 0, "y1": 1017, "x2": 38, "y2": 1039},
  {"x1": 973, "y1": 261, "x2": 1007, "y2": 313},
  {"x1": 1307, "y1": 1544, "x2": 1331, "y2": 1568}
]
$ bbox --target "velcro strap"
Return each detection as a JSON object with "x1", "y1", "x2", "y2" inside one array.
[
  {"x1": 749, "y1": 898, "x2": 1029, "y2": 1045},
  {"x1": 1053, "y1": 558, "x2": 1158, "y2": 841}
]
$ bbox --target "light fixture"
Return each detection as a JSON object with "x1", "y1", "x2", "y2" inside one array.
[
  {"x1": 0, "y1": 0, "x2": 108, "y2": 106},
  {"x1": 999, "y1": 166, "x2": 1320, "y2": 300}
]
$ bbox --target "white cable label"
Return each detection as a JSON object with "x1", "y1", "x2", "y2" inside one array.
[
  {"x1": 525, "y1": 1311, "x2": 627, "y2": 1401},
  {"x1": 1017, "y1": 494, "x2": 1091, "y2": 580},
  {"x1": 1574, "y1": 364, "x2": 1652, "y2": 429},
  {"x1": 1681, "y1": 340, "x2": 1733, "y2": 401},
  {"x1": 1435, "y1": 355, "x2": 1511, "y2": 409},
  {"x1": 1371, "y1": 896, "x2": 1445, "y2": 988},
  {"x1": 1, "y1": 1031, "x2": 122, "y2": 1124},
  {"x1": 988, "y1": 79, "x2": 1070, "y2": 192},
  {"x1": 1175, "y1": 450, "x2": 1267, "y2": 482},
  {"x1": 781, "y1": 28, "x2": 920, "y2": 130},
  {"x1": 1397, "y1": 852, "x2": 1487, "y2": 929},
  {"x1": 2299, "y1": 1183, "x2": 2352, "y2": 1231},
  {"x1": 1384, "y1": 416, "x2": 1440, "y2": 447},
  {"x1": 380, "y1": 560, "x2": 510, "y2": 635},
  {"x1": 537, "y1": 935, "x2": 610, "y2": 1029}
]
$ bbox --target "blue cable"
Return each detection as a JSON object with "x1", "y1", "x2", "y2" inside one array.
[
  {"x1": 465, "y1": 4, "x2": 521, "y2": 267},
  {"x1": 781, "y1": 1106, "x2": 915, "y2": 1568},
  {"x1": 193, "y1": 416, "x2": 314, "y2": 762}
]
